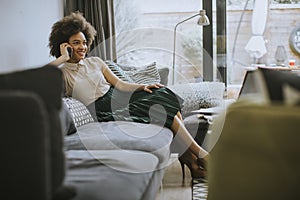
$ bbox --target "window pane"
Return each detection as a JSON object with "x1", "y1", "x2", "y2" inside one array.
[{"x1": 114, "y1": 0, "x2": 206, "y2": 84}]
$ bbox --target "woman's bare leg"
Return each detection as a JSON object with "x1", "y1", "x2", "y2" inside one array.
[
  {"x1": 171, "y1": 112, "x2": 208, "y2": 159},
  {"x1": 176, "y1": 112, "x2": 183, "y2": 121}
]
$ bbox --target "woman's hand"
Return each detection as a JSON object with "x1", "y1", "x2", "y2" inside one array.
[
  {"x1": 143, "y1": 83, "x2": 164, "y2": 93},
  {"x1": 49, "y1": 43, "x2": 72, "y2": 67},
  {"x1": 59, "y1": 42, "x2": 72, "y2": 61}
]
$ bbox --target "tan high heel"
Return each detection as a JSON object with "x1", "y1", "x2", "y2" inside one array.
[{"x1": 178, "y1": 150, "x2": 206, "y2": 179}]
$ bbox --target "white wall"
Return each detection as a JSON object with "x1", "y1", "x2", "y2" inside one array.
[{"x1": 0, "y1": 0, "x2": 63, "y2": 73}]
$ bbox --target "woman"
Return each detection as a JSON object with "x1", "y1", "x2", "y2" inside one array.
[{"x1": 49, "y1": 12, "x2": 208, "y2": 179}]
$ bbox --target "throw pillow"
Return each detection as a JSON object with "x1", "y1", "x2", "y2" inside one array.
[
  {"x1": 62, "y1": 97, "x2": 94, "y2": 127},
  {"x1": 124, "y1": 62, "x2": 161, "y2": 85},
  {"x1": 158, "y1": 67, "x2": 169, "y2": 86},
  {"x1": 59, "y1": 102, "x2": 77, "y2": 135},
  {"x1": 169, "y1": 82, "x2": 225, "y2": 116},
  {"x1": 105, "y1": 60, "x2": 162, "y2": 85},
  {"x1": 105, "y1": 60, "x2": 134, "y2": 83},
  {"x1": 259, "y1": 68, "x2": 300, "y2": 102}
]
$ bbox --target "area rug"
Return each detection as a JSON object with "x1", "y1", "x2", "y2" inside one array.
[{"x1": 192, "y1": 178, "x2": 208, "y2": 200}]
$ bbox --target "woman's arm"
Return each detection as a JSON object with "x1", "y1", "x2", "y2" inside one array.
[{"x1": 101, "y1": 60, "x2": 163, "y2": 93}]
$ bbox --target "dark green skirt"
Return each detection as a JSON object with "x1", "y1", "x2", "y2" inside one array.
[{"x1": 93, "y1": 86, "x2": 183, "y2": 129}]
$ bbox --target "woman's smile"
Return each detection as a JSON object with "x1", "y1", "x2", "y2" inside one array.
[{"x1": 68, "y1": 32, "x2": 88, "y2": 63}]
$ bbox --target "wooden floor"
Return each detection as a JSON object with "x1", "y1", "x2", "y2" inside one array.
[{"x1": 156, "y1": 154, "x2": 193, "y2": 200}]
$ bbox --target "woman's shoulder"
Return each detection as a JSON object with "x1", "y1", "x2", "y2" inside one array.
[
  {"x1": 83, "y1": 56, "x2": 106, "y2": 70},
  {"x1": 84, "y1": 56, "x2": 104, "y2": 64}
]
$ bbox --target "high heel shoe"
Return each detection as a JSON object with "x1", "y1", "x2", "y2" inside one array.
[
  {"x1": 178, "y1": 150, "x2": 206, "y2": 179},
  {"x1": 197, "y1": 156, "x2": 207, "y2": 170}
]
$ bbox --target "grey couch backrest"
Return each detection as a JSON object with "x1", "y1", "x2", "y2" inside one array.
[{"x1": 0, "y1": 65, "x2": 65, "y2": 199}]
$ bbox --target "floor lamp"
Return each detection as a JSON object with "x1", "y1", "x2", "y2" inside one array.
[{"x1": 172, "y1": 10, "x2": 210, "y2": 85}]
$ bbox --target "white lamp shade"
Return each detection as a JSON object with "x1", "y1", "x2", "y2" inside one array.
[{"x1": 198, "y1": 10, "x2": 210, "y2": 26}]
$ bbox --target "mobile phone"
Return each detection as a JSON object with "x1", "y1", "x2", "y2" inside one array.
[{"x1": 67, "y1": 47, "x2": 73, "y2": 57}]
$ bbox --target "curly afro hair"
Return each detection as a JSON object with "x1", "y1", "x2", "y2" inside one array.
[{"x1": 48, "y1": 12, "x2": 97, "y2": 58}]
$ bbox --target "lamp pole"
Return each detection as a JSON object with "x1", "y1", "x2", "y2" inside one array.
[
  {"x1": 172, "y1": 10, "x2": 210, "y2": 85},
  {"x1": 172, "y1": 13, "x2": 200, "y2": 85}
]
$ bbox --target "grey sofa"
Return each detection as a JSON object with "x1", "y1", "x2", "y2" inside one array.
[
  {"x1": 0, "y1": 64, "x2": 174, "y2": 200},
  {"x1": 61, "y1": 61, "x2": 225, "y2": 200},
  {"x1": 60, "y1": 61, "x2": 175, "y2": 200},
  {"x1": 0, "y1": 60, "x2": 225, "y2": 200}
]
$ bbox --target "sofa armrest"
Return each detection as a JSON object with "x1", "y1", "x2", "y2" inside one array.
[
  {"x1": 0, "y1": 65, "x2": 66, "y2": 198},
  {"x1": 0, "y1": 64, "x2": 63, "y2": 110},
  {"x1": 0, "y1": 91, "x2": 51, "y2": 200}
]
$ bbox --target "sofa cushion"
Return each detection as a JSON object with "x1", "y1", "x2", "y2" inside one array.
[
  {"x1": 66, "y1": 149, "x2": 158, "y2": 174},
  {"x1": 169, "y1": 82, "x2": 225, "y2": 116},
  {"x1": 157, "y1": 67, "x2": 169, "y2": 86},
  {"x1": 63, "y1": 97, "x2": 94, "y2": 128},
  {"x1": 105, "y1": 60, "x2": 162, "y2": 85},
  {"x1": 105, "y1": 60, "x2": 134, "y2": 83},
  {"x1": 65, "y1": 121, "x2": 173, "y2": 168},
  {"x1": 65, "y1": 150, "x2": 158, "y2": 200},
  {"x1": 60, "y1": 102, "x2": 77, "y2": 135},
  {"x1": 123, "y1": 62, "x2": 161, "y2": 85}
]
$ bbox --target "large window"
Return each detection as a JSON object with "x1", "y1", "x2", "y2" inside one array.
[
  {"x1": 114, "y1": 0, "x2": 206, "y2": 84},
  {"x1": 114, "y1": 0, "x2": 300, "y2": 85}
]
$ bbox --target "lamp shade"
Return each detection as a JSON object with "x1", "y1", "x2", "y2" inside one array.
[{"x1": 197, "y1": 10, "x2": 210, "y2": 26}]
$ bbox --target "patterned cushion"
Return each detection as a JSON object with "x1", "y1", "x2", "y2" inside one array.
[
  {"x1": 62, "y1": 97, "x2": 94, "y2": 127},
  {"x1": 105, "y1": 60, "x2": 134, "y2": 83},
  {"x1": 123, "y1": 62, "x2": 161, "y2": 85},
  {"x1": 169, "y1": 82, "x2": 225, "y2": 116},
  {"x1": 60, "y1": 102, "x2": 77, "y2": 135}
]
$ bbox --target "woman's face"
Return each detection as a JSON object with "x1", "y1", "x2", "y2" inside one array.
[{"x1": 68, "y1": 32, "x2": 88, "y2": 63}]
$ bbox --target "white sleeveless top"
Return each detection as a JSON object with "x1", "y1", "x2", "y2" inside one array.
[{"x1": 60, "y1": 57, "x2": 111, "y2": 106}]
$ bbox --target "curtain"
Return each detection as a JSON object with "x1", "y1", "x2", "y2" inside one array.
[{"x1": 64, "y1": 0, "x2": 116, "y2": 61}]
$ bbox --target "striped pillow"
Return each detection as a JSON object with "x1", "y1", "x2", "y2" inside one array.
[
  {"x1": 125, "y1": 62, "x2": 161, "y2": 85},
  {"x1": 105, "y1": 60, "x2": 134, "y2": 83}
]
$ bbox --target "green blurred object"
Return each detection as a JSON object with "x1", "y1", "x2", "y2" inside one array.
[{"x1": 207, "y1": 100, "x2": 300, "y2": 200}]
